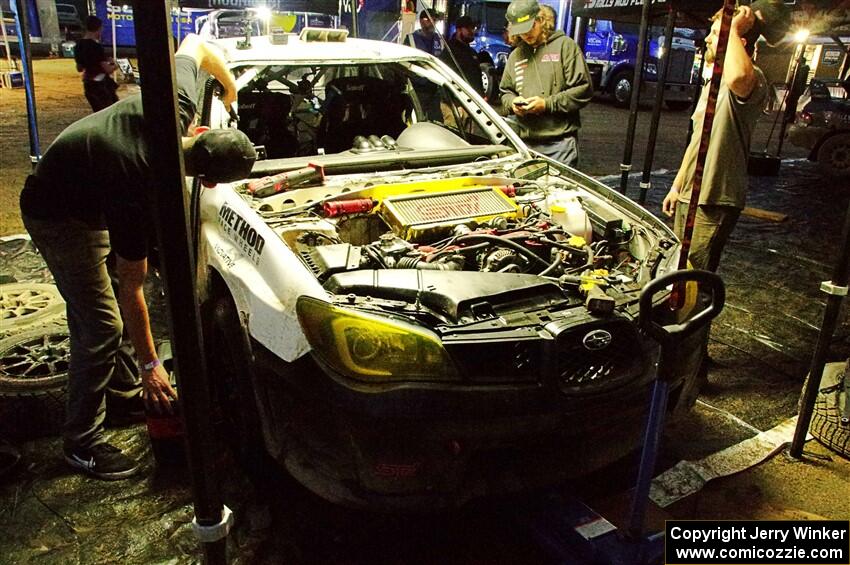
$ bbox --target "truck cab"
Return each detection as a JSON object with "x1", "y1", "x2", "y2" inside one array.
[{"x1": 582, "y1": 18, "x2": 698, "y2": 109}]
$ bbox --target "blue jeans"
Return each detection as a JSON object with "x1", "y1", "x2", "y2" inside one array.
[
  {"x1": 22, "y1": 215, "x2": 141, "y2": 450},
  {"x1": 528, "y1": 135, "x2": 579, "y2": 169}
]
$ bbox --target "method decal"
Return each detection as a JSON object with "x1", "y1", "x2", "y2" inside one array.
[{"x1": 218, "y1": 203, "x2": 266, "y2": 265}]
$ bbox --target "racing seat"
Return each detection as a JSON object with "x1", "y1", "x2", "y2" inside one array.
[
  {"x1": 317, "y1": 76, "x2": 410, "y2": 154},
  {"x1": 237, "y1": 90, "x2": 298, "y2": 159}
]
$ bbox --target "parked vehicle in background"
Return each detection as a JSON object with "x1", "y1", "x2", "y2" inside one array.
[
  {"x1": 580, "y1": 19, "x2": 698, "y2": 109},
  {"x1": 195, "y1": 8, "x2": 335, "y2": 40},
  {"x1": 55, "y1": 3, "x2": 83, "y2": 39},
  {"x1": 788, "y1": 77, "x2": 850, "y2": 177}
]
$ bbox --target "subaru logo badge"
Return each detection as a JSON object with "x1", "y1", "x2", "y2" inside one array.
[{"x1": 583, "y1": 329, "x2": 612, "y2": 351}]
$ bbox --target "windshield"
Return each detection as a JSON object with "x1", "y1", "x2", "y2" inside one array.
[{"x1": 228, "y1": 60, "x2": 514, "y2": 162}]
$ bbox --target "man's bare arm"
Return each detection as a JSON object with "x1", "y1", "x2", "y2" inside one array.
[
  {"x1": 724, "y1": 7, "x2": 757, "y2": 99},
  {"x1": 176, "y1": 34, "x2": 238, "y2": 106},
  {"x1": 116, "y1": 256, "x2": 177, "y2": 413}
]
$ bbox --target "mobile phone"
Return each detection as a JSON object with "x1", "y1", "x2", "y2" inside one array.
[{"x1": 515, "y1": 100, "x2": 529, "y2": 108}]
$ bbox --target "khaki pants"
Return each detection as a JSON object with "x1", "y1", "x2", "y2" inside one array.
[{"x1": 674, "y1": 202, "x2": 741, "y2": 272}]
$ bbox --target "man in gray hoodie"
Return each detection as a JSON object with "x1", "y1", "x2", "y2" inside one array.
[{"x1": 499, "y1": 0, "x2": 592, "y2": 168}]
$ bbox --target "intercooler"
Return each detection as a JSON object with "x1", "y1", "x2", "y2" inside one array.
[{"x1": 380, "y1": 187, "x2": 518, "y2": 242}]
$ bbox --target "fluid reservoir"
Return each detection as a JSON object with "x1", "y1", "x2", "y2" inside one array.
[{"x1": 548, "y1": 196, "x2": 592, "y2": 242}]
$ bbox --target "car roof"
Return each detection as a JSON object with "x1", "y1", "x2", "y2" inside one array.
[{"x1": 210, "y1": 34, "x2": 431, "y2": 65}]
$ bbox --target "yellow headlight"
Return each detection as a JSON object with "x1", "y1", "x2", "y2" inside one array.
[{"x1": 296, "y1": 297, "x2": 458, "y2": 382}]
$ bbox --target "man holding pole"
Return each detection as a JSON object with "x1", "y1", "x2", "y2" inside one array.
[{"x1": 661, "y1": 4, "x2": 770, "y2": 272}]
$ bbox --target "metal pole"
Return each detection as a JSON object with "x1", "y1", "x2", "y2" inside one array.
[
  {"x1": 11, "y1": 0, "x2": 40, "y2": 166},
  {"x1": 0, "y1": 5, "x2": 15, "y2": 71},
  {"x1": 776, "y1": 45, "x2": 806, "y2": 158},
  {"x1": 350, "y1": 0, "x2": 358, "y2": 38},
  {"x1": 790, "y1": 199, "x2": 850, "y2": 457},
  {"x1": 111, "y1": 1, "x2": 116, "y2": 63},
  {"x1": 132, "y1": 2, "x2": 228, "y2": 563},
  {"x1": 639, "y1": 5, "x2": 676, "y2": 205},
  {"x1": 617, "y1": 0, "x2": 652, "y2": 195}
]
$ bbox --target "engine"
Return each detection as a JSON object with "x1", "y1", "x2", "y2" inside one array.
[{"x1": 291, "y1": 180, "x2": 645, "y2": 294}]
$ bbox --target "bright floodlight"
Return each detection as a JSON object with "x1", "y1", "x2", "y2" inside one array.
[
  {"x1": 793, "y1": 29, "x2": 810, "y2": 43},
  {"x1": 255, "y1": 6, "x2": 272, "y2": 21}
]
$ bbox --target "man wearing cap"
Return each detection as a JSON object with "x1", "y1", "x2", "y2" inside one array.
[
  {"x1": 661, "y1": 4, "x2": 775, "y2": 271},
  {"x1": 500, "y1": 0, "x2": 592, "y2": 168},
  {"x1": 19, "y1": 34, "x2": 256, "y2": 480},
  {"x1": 440, "y1": 15, "x2": 485, "y2": 97}
]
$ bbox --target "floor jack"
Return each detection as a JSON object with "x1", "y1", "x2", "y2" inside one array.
[{"x1": 521, "y1": 270, "x2": 726, "y2": 565}]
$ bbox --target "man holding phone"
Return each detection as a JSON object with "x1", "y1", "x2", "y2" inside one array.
[{"x1": 499, "y1": 0, "x2": 592, "y2": 168}]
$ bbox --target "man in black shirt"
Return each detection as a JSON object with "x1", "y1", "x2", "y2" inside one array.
[
  {"x1": 74, "y1": 16, "x2": 118, "y2": 112},
  {"x1": 440, "y1": 15, "x2": 485, "y2": 97},
  {"x1": 20, "y1": 34, "x2": 256, "y2": 480}
]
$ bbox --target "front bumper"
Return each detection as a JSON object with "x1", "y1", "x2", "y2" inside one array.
[{"x1": 248, "y1": 317, "x2": 697, "y2": 510}]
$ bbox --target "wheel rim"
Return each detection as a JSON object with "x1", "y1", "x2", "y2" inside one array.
[
  {"x1": 1, "y1": 333, "x2": 71, "y2": 380},
  {"x1": 0, "y1": 283, "x2": 65, "y2": 328},
  {"x1": 615, "y1": 78, "x2": 631, "y2": 103},
  {"x1": 826, "y1": 140, "x2": 850, "y2": 172},
  {"x1": 481, "y1": 70, "x2": 489, "y2": 95}
]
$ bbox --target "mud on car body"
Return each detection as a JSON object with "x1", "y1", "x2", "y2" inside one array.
[{"x1": 192, "y1": 29, "x2": 707, "y2": 510}]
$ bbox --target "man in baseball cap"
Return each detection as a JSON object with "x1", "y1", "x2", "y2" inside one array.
[
  {"x1": 18, "y1": 34, "x2": 253, "y2": 481},
  {"x1": 500, "y1": 0, "x2": 593, "y2": 168}
]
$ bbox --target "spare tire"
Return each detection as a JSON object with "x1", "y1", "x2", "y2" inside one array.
[
  {"x1": 0, "y1": 328, "x2": 70, "y2": 397},
  {"x1": 0, "y1": 283, "x2": 65, "y2": 332},
  {"x1": 809, "y1": 361, "x2": 850, "y2": 459}
]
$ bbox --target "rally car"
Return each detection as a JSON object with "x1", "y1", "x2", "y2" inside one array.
[{"x1": 192, "y1": 29, "x2": 714, "y2": 510}]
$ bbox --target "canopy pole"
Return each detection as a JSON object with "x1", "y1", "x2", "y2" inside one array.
[
  {"x1": 617, "y1": 0, "x2": 652, "y2": 195},
  {"x1": 10, "y1": 0, "x2": 40, "y2": 166},
  {"x1": 638, "y1": 4, "x2": 676, "y2": 205},
  {"x1": 0, "y1": 4, "x2": 16, "y2": 72},
  {"x1": 133, "y1": 2, "x2": 228, "y2": 563},
  {"x1": 350, "y1": 0, "x2": 358, "y2": 38},
  {"x1": 111, "y1": 3, "x2": 116, "y2": 63},
  {"x1": 791, "y1": 203, "x2": 850, "y2": 457}
]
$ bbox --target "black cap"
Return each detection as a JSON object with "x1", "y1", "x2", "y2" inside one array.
[
  {"x1": 749, "y1": 0, "x2": 791, "y2": 46},
  {"x1": 185, "y1": 129, "x2": 257, "y2": 183}
]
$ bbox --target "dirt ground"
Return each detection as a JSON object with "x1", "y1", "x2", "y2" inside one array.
[{"x1": 0, "y1": 58, "x2": 846, "y2": 564}]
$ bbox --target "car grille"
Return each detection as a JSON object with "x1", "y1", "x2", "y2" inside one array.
[
  {"x1": 446, "y1": 339, "x2": 542, "y2": 382},
  {"x1": 555, "y1": 322, "x2": 646, "y2": 395}
]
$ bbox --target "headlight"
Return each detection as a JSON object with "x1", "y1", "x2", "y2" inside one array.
[{"x1": 296, "y1": 297, "x2": 458, "y2": 382}]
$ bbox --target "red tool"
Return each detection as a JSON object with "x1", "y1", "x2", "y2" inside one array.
[
  {"x1": 323, "y1": 198, "x2": 375, "y2": 217},
  {"x1": 248, "y1": 163, "x2": 324, "y2": 198}
]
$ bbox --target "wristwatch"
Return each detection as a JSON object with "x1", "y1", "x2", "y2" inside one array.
[{"x1": 142, "y1": 359, "x2": 161, "y2": 372}]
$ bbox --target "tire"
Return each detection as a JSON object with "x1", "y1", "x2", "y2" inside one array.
[
  {"x1": 610, "y1": 70, "x2": 633, "y2": 108},
  {"x1": 807, "y1": 362, "x2": 849, "y2": 459},
  {"x1": 0, "y1": 283, "x2": 66, "y2": 332},
  {"x1": 202, "y1": 295, "x2": 267, "y2": 468},
  {"x1": 816, "y1": 133, "x2": 850, "y2": 178},
  {"x1": 0, "y1": 328, "x2": 70, "y2": 396},
  {"x1": 665, "y1": 100, "x2": 692, "y2": 111}
]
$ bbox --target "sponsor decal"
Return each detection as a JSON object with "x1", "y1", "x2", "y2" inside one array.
[
  {"x1": 541, "y1": 53, "x2": 560, "y2": 63},
  {"x1": 213, "y1": 243, "x2": 236, "y2": 269},
  {"x1": 585, "y1": 0, "x2": 667, "y2": 8},
  {"x1": 218, "y1": 203, "x2": 265, "y2": 265},
  {"x1": 582, "y1": 329, "x2": 612, "y2": 351}
]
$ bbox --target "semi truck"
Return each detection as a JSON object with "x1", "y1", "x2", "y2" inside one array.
[{"x1": 581, "y1": 18, "x2": 699, "y2": 110}]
